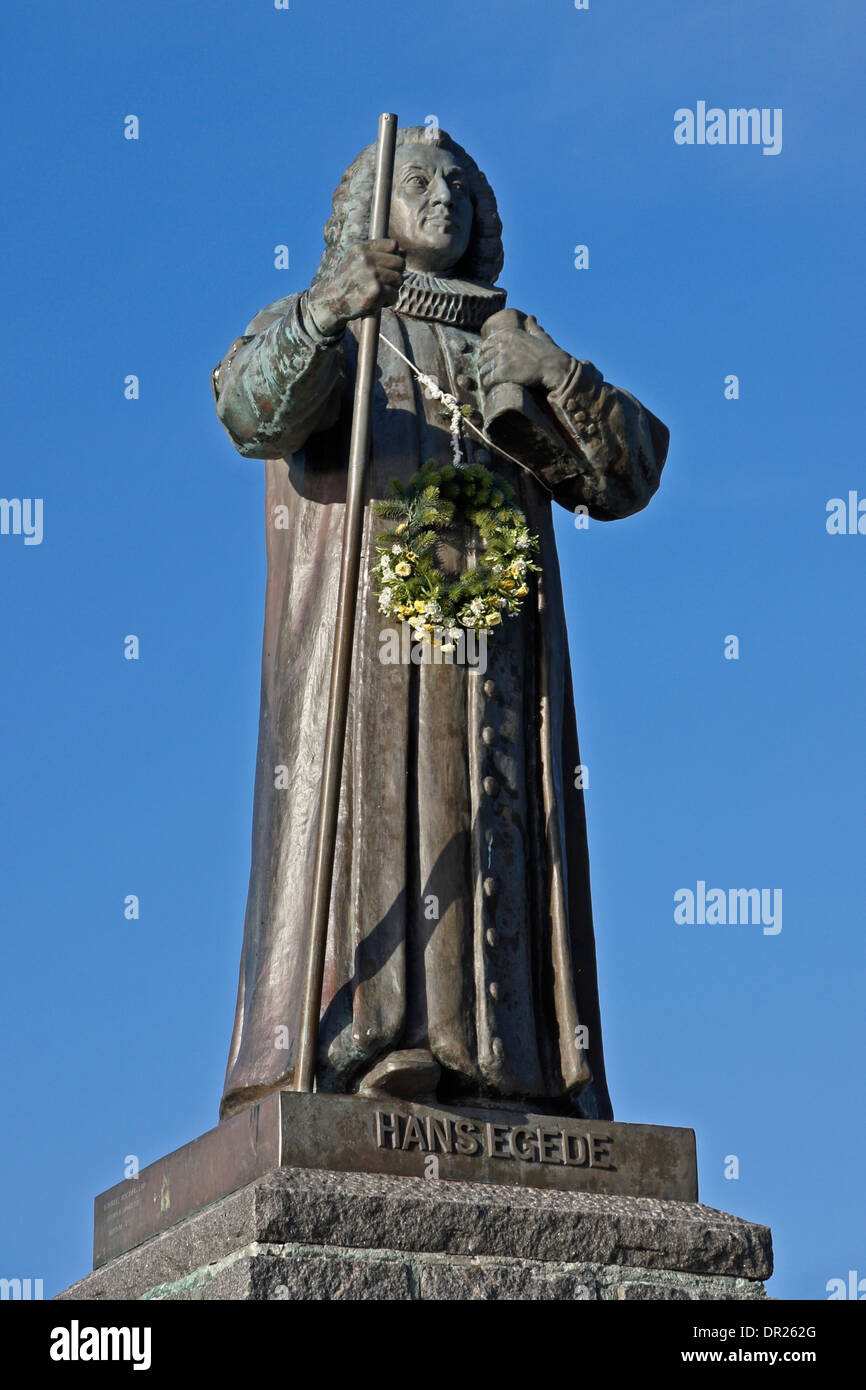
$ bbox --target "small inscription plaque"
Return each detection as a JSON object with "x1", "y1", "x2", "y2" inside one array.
[{"x1": 99, "y1": 1182, "x2": 145, "y2": 1245}]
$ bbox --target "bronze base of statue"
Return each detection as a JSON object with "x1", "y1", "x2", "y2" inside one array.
[{"x1": 87, "y1": 1090, "x2": 700, "y2": 1271}]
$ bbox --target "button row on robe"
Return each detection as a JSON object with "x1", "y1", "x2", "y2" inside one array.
[{"x1": 564, "y1": 400, "x2": 597, "y2": 435}]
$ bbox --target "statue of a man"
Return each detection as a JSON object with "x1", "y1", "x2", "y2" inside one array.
[{"x1": 213, "y1": 126, "x2": 668, "y2": 1123}]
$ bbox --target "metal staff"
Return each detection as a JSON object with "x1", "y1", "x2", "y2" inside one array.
[{"x1": 295, "y1": 112, "x2": 399, "y2": 1093}]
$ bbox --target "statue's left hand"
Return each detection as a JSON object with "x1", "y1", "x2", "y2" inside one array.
[{"x1": 478, "y1": 315, "x2": 572, "y2": 395}]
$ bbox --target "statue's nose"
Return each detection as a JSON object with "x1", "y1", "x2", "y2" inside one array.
[{"x1": 428, "y1": 173, "x2": 452, "y2": 206}]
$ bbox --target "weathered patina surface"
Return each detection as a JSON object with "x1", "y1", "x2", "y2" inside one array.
[{"x1": 213, "y1": 127, "x2": 668, "y2": 1122}]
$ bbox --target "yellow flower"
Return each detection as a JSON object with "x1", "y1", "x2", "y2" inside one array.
[
  {"x1": 413, "y1": 600, "x2": 427, "y2": 613},
  {"x1": 514, "y1": 584, "x2": 529, "y2": 597},
  {"x1": 396, "y1": 522, "x2": 407, "y2": 534},
  {"x1": 395, "y1": 562, "x2": 412, "y2": 577},
  {"x1": 500, "y1": 579, "x2": 515, "y2": 591},
  {"x1": 486, "y1": 612, "x2": 502, "y2": 626}
]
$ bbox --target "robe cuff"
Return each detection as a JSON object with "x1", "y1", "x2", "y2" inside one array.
[
  {"x1": 249, "y1": 297, "x2": 344, "y2": 454},
  {"x1": 211, "y1": 335, "x2": 254, "y2": 404},
  {"x1": 543, "y1": 356, "x2": 668, "y2": 519},
  {"x1": 213, "y1": 291, "x2": 346, "y2": 458},
  {"x1": 296, "y1": 289, "x2": 347, "y2": 351},
  {"x1": 545, "y1": 356, "x2": 605, "y2": 451}
]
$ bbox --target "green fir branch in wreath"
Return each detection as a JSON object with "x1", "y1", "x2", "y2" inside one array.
[{"x1": 371, "y1": 460, "x2": 541, "y2": 644}]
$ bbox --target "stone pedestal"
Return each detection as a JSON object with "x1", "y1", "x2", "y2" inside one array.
[
  {"x1": 58, "y1": 1166, "x2": 772, "y2": 1302},
  {"x1": 56, "y1": 1094, "x2": 772, "y2": 1300}
]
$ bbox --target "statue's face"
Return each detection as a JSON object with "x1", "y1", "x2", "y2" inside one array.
[{"x1": 388, "y1": 144, "x2": 474, "y2": 275}]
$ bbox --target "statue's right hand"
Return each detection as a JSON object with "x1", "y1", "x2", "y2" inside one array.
[{"x1": 306, "y1": 240, "x2": 405, "y2": 337}]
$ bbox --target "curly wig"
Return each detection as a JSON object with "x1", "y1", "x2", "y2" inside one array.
[{"x1": 314, "y1": 126, "x2": 504, "y2": 287}]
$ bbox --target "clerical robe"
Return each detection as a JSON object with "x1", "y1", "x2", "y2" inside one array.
[{"x1": 212, "y1": 270, "x2": 668, "y2": 1122}]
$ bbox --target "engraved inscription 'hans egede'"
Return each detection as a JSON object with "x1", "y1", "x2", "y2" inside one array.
[{"x1": 374, "y1": 1110, "x2": 615, "y2": 1170}]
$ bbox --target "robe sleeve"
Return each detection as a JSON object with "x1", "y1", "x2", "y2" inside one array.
[
  {"x1": 541, "y1": 355, "x2": 669, "y2": 520},
  {"x1": 211, "y1": 290, "x2": 346, "y2": 459}
]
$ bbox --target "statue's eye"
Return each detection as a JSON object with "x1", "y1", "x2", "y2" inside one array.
[
  {"x1": 406, "y1": 175, "x2": 427, "y2": 188},
  {"x1": 452, "y1": 180, "x2": 464, "y2": 190}
]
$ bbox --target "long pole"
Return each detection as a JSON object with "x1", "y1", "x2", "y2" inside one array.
[{"x1": 295, "y1": 112, "x2": 399, "y2": 1093}]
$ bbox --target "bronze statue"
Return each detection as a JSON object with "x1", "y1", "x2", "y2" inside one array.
[{"x1": 212, "y1": 125, "x2": 668, "y2": 1123}]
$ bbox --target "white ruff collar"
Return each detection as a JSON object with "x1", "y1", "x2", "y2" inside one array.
[{"x1": 395, "y1": 270, "x2": 507, "y2": 329}]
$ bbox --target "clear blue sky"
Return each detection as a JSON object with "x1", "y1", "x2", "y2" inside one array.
[{"x1": 1, "y1": 0, "x2": 863, "y2": 1301}]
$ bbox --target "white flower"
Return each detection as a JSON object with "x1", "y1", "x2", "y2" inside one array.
[{"x1": 391, "y1": 543, "x2": 402, "y2": 555}]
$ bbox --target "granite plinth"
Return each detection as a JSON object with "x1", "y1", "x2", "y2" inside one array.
[{"x1": 58, "y1": 1166, "x2": 772, "y2": 1302}]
